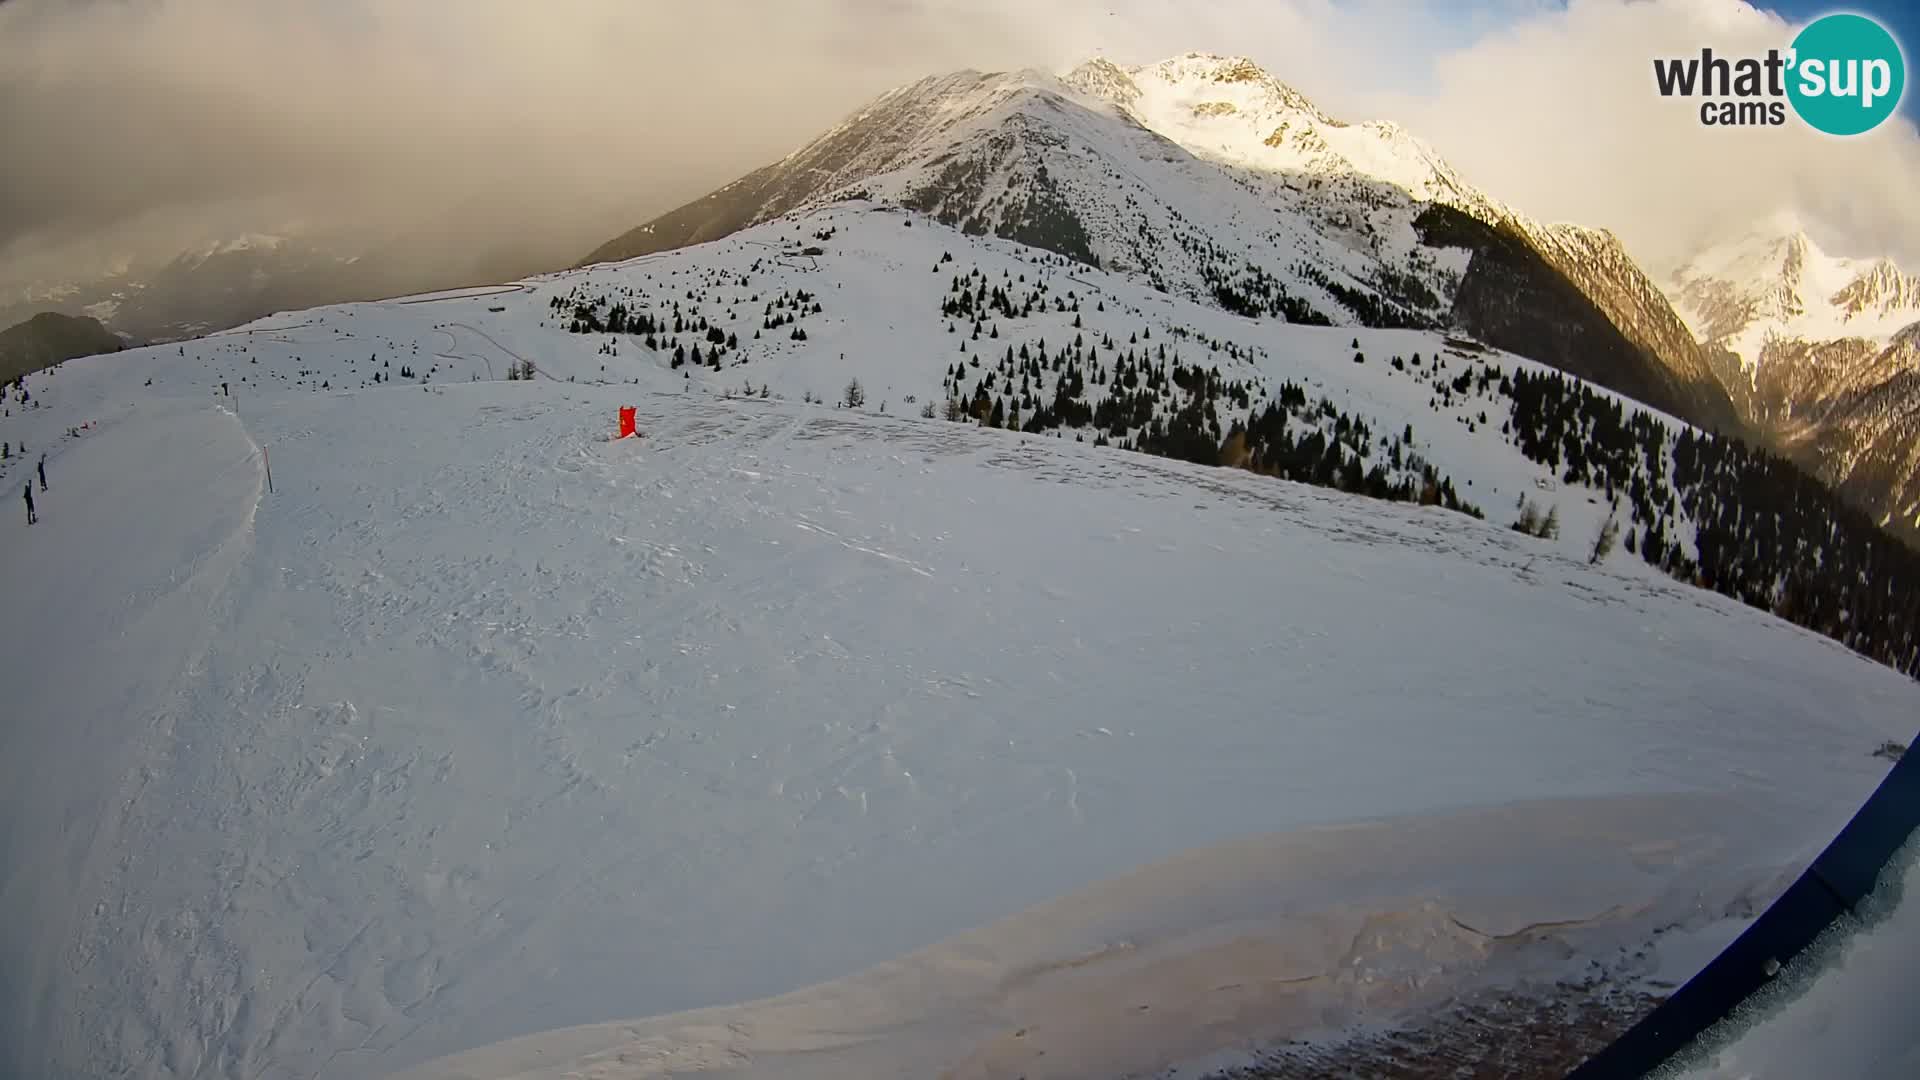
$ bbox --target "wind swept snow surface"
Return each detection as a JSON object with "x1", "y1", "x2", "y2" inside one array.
[
  {"x1": 388, "y1": 793, "x2": 1854, "y2": 1080},
  {"x1": 1, "y1": 209, "x2": 1916, "y2": 1078},
  {"x1": 2, "y1": 382, "x2": 1912, "y2": 1080}
]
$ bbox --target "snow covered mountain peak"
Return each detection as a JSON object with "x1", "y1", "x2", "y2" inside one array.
[
  {"x1": 1058, "y1": 53, "x2": 1505, "y2": 221},
  {"x1": 584, "y1": 51, "x2": 1739, "y2": 432},
  {"x1": 590, "y1": 54, "x2": 1487, "y2": 330},
  {"x1": 1131, "y1": 52, "x2": 1334, "y2": 123},
  {"x1": 1063, "y1": 51, "x2": 1353, "y2": 129},
  {"x1": 1832, "y1": 256, "x2": 1920, "y2": 318},
  {"x1": 1660, "y1": 213, "x2": 1920, "y2": 533},
  {"x1": 818, "y1": 67, "x2": 1063, "y2": 146},
  {"x1": 1061, "y1": 56, "x2": 1143, "y2": 106},
  {"x1": 1667, "y1": 214, "x2": 1920, "y2": 367}
]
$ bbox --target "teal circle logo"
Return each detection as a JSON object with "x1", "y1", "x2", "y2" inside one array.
[{"x1": 1787, "y1": 13, "x2": 1905, "y2": 136}]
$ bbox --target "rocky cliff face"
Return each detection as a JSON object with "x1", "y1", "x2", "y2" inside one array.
[{"x1": 1516, "y1": 223, "x2": 1740, "y2": 429}]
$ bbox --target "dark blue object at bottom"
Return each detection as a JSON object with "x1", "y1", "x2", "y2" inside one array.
[{"x1": 1568, "y1": 735, "x2": 1919, "y2": 1079}]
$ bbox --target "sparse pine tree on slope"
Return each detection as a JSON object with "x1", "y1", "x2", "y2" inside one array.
[
  {"x1": 1514, "y1": 496, "x2": 1543, "y2": 537},
  {"x1": 1590, "y1": 508, "x2": 1621, "y2": 564}
]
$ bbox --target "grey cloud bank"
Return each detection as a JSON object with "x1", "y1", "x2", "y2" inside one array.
[{"x1": 0, "y1": 0, "x2": 1914, "y2": 290}]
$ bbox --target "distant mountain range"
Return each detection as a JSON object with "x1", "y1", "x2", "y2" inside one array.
[
  {"x1": 1668, "y1": 215, "x2": 1920, "y2": 538},
  {"x1": 0, "y1": 195, "x2": 642, "y2": 346},
  {"x1": 0, "y1": 311, "x2": 124, "y2": 386}
]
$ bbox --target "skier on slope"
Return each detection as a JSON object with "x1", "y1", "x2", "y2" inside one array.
[
  {"x1": 23, "y1": 485, "x2": 36, "y2": 525},
  {"x1": 37, "y1": 453, "x2": 47, "y2": 492}
]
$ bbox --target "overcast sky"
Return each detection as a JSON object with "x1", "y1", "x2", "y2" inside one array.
[{"x1": 1, "y1": 0, "x2": 1916, "y2": 284}]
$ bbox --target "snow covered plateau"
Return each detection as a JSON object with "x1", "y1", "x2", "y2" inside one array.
[{"x1": 2, "y1": 204, "x2": 1915, "y2": 1079}]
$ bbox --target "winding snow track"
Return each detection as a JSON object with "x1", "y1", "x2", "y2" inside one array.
[{"x1": 1, "y1": 403, "x2": 265, "y2": 1077}]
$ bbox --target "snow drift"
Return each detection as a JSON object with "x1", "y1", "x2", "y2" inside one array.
[{"x1": 392, "y1": 792, "x2": 1823, "y2": 1080}]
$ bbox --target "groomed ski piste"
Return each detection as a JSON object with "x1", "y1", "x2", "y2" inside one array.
[{"x1": 3, "y1": 206, "x2": 1917, "y2": 1079}]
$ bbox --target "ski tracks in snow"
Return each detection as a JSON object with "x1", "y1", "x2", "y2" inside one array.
[
  {"x1": 1, "y1": 403, "x2": 268, "y2": 1080},
  {"x1": 9, "y1": 385, "x2": 1916, "y2": 1080}
]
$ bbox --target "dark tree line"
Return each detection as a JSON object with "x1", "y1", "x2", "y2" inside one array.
[
  {"x1": 932, "y1": 256, "x2": 1915, "y2": 678},
  {"x1": 548, "y1": 279, "x2": 822, "y2": 371},
  {"x1": 1227, "y1": 388, "x2": 1478, "y2": 515},
  {"x1": 1504, "y1": 368, "x2": 1920, "y2": 677},
  {"x1": 934, "y1": 266, "x2": 1482, "y2": 522},
  {"x1": 1205, "y1": 263, "x2": 1332, "y2": 325},
  {"x1": 1168, "y1": 217, "x2": 1446, "y2": 329},
  {"x1": 1177, "y1": 228, "x2": 1333, "y2": 325},
  {"x1": 1291, "y1": 261, "x2": 1434, "y2": 330}
]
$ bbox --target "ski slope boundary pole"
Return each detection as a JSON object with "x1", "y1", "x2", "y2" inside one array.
[{"x1": 264, "y1": 446, "x2": 274, "y2": 495}]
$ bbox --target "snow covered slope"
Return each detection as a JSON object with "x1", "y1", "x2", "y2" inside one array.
[
  {"x1": 2, "y1": 207, "x2": 1916, "y2": 1080},
  {"x1": 395, "y1": 796, "x2": 1854, "y2": 1080},
  {"x1": 584, "y1": 54, "x2": 1735, "y2": 431},
  {"x1": 1064, "y1": 54, "x2": 1503, "y2": 220},
  {"x1": 587, "y1": 63, "x2": 1465, "y2": 331}
]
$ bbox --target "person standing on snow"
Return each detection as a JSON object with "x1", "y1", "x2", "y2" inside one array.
[
  {"x1": 23, "y1": 485, "x2": 36, "y2": 525},
  {"x1": 37, "y1": 454, "x2": 47, "y2": 492}
]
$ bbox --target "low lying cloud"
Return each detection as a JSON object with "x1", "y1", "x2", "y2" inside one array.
[
  {"x1": 0, "y1": 0, "x2": 1914, "y2": 292},
  {"x1": 0, "y1": 0, "x2": 1055, "y2": 283}
]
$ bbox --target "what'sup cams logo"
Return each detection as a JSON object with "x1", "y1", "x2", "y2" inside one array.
[{"x1": 1655, "y1": 12, "x2": 1906, "y2": 134}]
